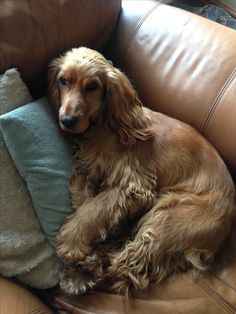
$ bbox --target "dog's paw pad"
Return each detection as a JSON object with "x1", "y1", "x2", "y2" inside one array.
[
  {"x1": 60, "y1": 269, "x2": 96, "y2": 295},
  {"x1": 60, "y1": 276, "x2": 80, "y2": 295}
]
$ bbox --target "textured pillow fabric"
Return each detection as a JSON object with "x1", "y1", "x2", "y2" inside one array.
[
  {"x1": 0, "y1": 68, "x2": 60, "y2": 289},
  {"x1": 0, "y1": 68, "x2": 32, "y2": 115},
  {"x1": 0, "y1": 96, "x2": 74, "y2": 247}
]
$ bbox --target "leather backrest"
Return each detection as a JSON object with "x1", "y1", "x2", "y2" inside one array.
[
  {"x1": 0, "y1": 0, "x2": 121, "y2": 96},
  {"x1": 107, "y1": 1, "x2": 236, "y2": 171}
]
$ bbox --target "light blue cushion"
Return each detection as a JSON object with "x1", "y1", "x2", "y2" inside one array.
[{"x1": 0, "y1": 97, "x2": 73, "y2": 247}]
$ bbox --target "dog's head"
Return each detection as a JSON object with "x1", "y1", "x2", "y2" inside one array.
[{"x1": 48, "y1": 47, "x2": 152, "y2": 144}]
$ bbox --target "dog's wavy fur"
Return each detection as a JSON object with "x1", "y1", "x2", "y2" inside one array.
[{"x1": 48, "y1": 47, "x2": 236, "y2": 295}]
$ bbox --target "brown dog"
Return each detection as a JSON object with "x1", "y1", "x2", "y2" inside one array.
[{"x1": 48, "y1": 47, "x2": 236, "y2": 295}]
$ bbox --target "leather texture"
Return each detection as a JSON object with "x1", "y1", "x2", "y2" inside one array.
[
  {"x1": 1, "y1": 0, "x2": 236, "y2": 313},
  {"x1": 108, "y1": 0, "x2": 236, "y2": 171},
  {"x1": 0, "y1": 278, "x2": 52, "y2": 314},
  {"x1": 0, "y1": 0, "x2": 120, "y2": 96}
]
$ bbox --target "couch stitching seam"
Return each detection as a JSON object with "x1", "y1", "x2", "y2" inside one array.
[
  {"x1": 205, "y1": 78, "x2": 236, "y2": 135},
  {"x1": 122, "y1": 3, "x2": 162, "y2": 62},
  {"x1": 186, "y1": 274, "x2": 236, "y2": 313},
  {"x1": 126, "y1": 3, "x2": 161, "y2": 53},
  {"x1": 200, "y1": 66, "x2": 236, "y2": 134},
  {"x1": 196, "y1": 279, "x2": 236, "y2": 313},
  {"x1": 208, "y1": 269, "x2": 236, "y2": 293}
]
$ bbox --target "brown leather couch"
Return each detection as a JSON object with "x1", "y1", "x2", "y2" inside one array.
[{"x1": 1, "y1": 1, "x2": 236, "y2": 313}]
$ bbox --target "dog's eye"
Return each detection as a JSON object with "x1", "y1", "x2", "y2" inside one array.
[
  {"x1": 86, "y1": 81, "x2": 99, "y2": 92},
  {"x1": 59, "y1": 76, "x2": 68, "y2": 86}
]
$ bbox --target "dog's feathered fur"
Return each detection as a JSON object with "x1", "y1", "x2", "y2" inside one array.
[{"x1": 48, "y1": 47, "x2": 236, "y2": 295}]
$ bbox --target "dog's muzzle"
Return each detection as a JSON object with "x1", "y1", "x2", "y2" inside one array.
[{"x1": 60, "y1": 115, "x2": 78, "y2": 129}]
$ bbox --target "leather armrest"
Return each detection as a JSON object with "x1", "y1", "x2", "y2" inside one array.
[{"x1": 107, "y1": 0, "x2": 236, "y2": 170}]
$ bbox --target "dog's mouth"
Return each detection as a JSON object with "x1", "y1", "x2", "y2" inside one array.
[
  {"x1": 59, "y1": 102, "x2": 105, "y2": 134},
  {"x1": 60, "y1": 112, "x2": 104, "y2": 134}
]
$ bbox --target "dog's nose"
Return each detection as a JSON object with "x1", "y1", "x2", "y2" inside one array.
[{"x1": 60, "y1": 115, "x2": 78, "y2": 128}]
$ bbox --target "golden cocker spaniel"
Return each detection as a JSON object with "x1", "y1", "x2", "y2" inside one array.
[{"x1": 48, "y1": 47, "x2": 236, "y2": 295}]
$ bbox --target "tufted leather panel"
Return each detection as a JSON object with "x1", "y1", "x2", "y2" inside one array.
[
  {"x1": 0, "y1": 0, "x2": 120, "y2": 96},
  {"x1": 107, "y1": 0, "x2": 236, "y2": 170}
]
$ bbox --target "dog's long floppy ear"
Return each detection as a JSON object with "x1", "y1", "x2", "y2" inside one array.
[
  {"x1": 48, "y1": 57, "x2": 63, "y2": 118},
  {"x1": 105, "y1": 67, "x2": 153, "y2": 146}
]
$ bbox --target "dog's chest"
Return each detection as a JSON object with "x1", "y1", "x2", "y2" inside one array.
[
  {"x1": 79, "y1": 136, "x2": 123, "y2": 179},
  {"x1": 78, "y1": 136, "x2": 157, "y2": 190}
]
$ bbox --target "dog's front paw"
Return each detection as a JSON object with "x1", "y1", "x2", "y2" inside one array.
[
  {"x1": 57, "y1": 236, "x2": 89, "y2": 264},
  {"x1": 57, "y1": 221, "x2": 108, "y2": 264},
  {"x1": 59, "y1": 267, "x2": 96, "y2": 295},
  {"x1": 56, "y1": 220, "x2": 92, "y2": 264}
]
